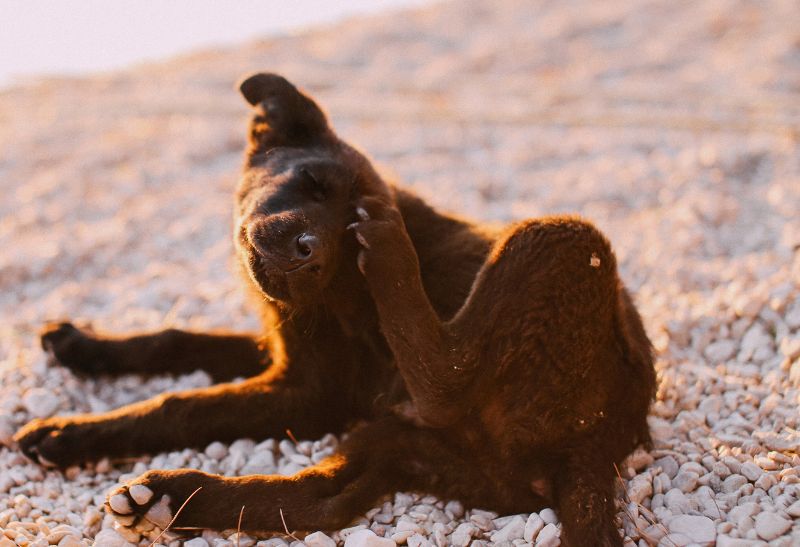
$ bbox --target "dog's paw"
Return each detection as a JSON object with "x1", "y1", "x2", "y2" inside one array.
[
  {"x1": 106, "y1": 481, "x2": 174, "y2": 542},
  {"x1": 106, "y1": 469, "x2": 210, "y2": 540},
  {"x1": 40, "y1": 321, "x2": 107, "y2": 375},
  {"x1": 13, "y1": 417, "x2": 83, "y2": 468},
  {"x1": 348, "y1": 196, "x2": 418, "y2": 281}
]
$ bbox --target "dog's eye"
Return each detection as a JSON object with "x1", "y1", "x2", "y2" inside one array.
[{"x1": 300, "y1": 168, "x2": 327, "y2": 202}]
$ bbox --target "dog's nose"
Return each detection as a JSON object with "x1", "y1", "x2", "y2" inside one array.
[{"x1": 295, "y1": 233, "x2": 319, "y2": 259}]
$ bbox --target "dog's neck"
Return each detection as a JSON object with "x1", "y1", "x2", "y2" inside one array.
[{"x1": 269, "y1": 265, "x2": 380, "y2": 342}]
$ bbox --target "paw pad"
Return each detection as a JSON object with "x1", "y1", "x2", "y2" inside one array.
[{"x1": 105, "y1": 483, "x2": 173, "y2": 541}]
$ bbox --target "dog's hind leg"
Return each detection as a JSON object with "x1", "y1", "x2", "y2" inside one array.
[
  {"x1": 553, "y1": 449, "x2": 623, "y2": 547},
  {"x1": 106, "y1": 416, "x2": 547, "y2": 535},
  {"x1": 39, "y1": 322, "x2": 269, "y2": 382}
]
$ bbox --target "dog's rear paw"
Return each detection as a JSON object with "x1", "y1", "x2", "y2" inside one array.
[
  {"x1": 106, "y1": 482, "x2": 175, "y2": 542},
  {"x1": 40, "y1": 321, "x2": 107, "y2": 374},
  {"x1": 106, "y1": 469, "x2": 211, "y2": 541}
]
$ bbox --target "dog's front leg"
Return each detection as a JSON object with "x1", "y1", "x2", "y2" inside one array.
[
  {"x1": 349, "y1": 196, "x2": 478, "y2": 427},
  {"x1": 14, "y1": 376, "x2": 342, "y2": 468}
]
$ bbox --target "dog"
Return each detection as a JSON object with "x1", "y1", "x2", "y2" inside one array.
[{"x1": 14, "y1": 73, "x2": 656, "y2": 546}]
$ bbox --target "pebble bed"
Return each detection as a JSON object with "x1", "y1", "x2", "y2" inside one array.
[{"x1": 1, "y1": 0, "x2": 799, "y2": 545}]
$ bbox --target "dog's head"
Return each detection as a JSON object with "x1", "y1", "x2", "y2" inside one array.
[{"x1": 234, "y1": 73, "x2": 387, "y2": 308}]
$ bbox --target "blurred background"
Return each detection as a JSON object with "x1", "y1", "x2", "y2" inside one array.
[{"x1": 0, "y1": 0, "x2": 432, "y2": 86}]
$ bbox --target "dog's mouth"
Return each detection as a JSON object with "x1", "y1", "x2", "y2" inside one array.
[{"x1": 245, "y1": 246, "x2": 323, "y2": 302}]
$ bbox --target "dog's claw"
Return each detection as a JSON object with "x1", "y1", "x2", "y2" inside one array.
[
  {"x1": 109, "y1": 493, "x2": 133, "y2": 514},
  {"x1": 355, "y1": 232, "x2": 370, "y2": 249},
  {"x1": 129, "y1": 484, "x2": 154, "y2": 505}
]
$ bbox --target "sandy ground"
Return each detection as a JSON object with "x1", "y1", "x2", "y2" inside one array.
[{"x1": 1, "y1": 0, "x2": 799, "y2": 545}]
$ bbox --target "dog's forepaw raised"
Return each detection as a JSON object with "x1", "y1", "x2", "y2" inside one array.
[{"x1": 106, "y1": 482, "x2": 175, "y2": 541}]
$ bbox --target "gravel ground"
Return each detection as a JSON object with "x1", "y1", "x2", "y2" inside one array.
[{"x1": 1, "y1": 0, "x2": 799, "y2": 545}]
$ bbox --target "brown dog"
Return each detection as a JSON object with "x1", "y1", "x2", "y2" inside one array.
[{"x1": 14, "y1": 73, "x2": 656, "y2": 546}]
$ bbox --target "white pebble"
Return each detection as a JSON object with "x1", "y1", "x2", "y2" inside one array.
[
  {"x1": 22, "y1": 388, "x2": 60, "y2": 418},
  {"x1": 668, "y1": 515, "x2": 716, "y2": 544},
  {"x1": 523, "y1": 513, "x2": 545, "y2": 542},
  {"x1": 444, "y1": 500, "x2": 464, "y2": 519},
  {"x1": 534, "y1": 523, "x2": 560, "y2": 546},
  {"x1": 754, "y1": 512, "x2": 791, "y2": 541},
  {"x1": 57, "y1": 536, "x2": 83, "y2": 547},
  {"x1": 343, "y1": 529, "x2": 394, "y2": 547},
  {"x1": 205, "y1": 441, "x2": 228, "y2": 460},
  {"x1": 628, "y1": 475, "x2": 653, "y2": 503},
  {"x1": 538, "y1": 508, "x2": 558, "y2": 525},
  {"x1": 490, "y1": 514, "x2": 525, "y2": 542},
  {"x1": 304, "y1": 531, "x2": 336, "y2": 547},
  {"x1": 92, "y1": 529, "x2": 132, "y2": 547},
  {"x1": 704, "y1": 339, "x2": 737, "y2": 362},
  {"x1": 450, "y1": 522, "x2": 478, "y2": 547}
]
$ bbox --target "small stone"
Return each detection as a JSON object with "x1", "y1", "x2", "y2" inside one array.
[
  {"x1": 668, "y1": 515, "x2": 716, "y2": 544},
  {"x1": 445, "y1": 500, "x2": 464, "y2": 519},
  {"x1": 22, "y1": 388, "x2": 60, "y2": 418},
  {"x1": 754, "y1": 512, "x2": 791, "y2": 541},
  {"x1": 523, "y1": 513, "x2": 545, "y2": 542},
  {"x1": 739, "y1": 323, "x2": 773, "y2": 362},
  {"x1": 205, "y1": 441, "x2": 228, "y2": 460},
  {"x1": 241, "y1": 451, "x2": 276, "y2": 475},
  {"x1": 653, "y1": 473, "x2": 671, "y2": 495},
  {"x1": 628, "y1": 475, "x2": 653, "y2": 503},
  {"x1": 407, "y1": 534, "x2": 432, "y2": 547},
  {"x1": 664, "y1": 488, "x2": 691, "y2": 513},
  {"x1": 57, "y1": 536, "x2": 83, "y2": 547},
  {"x1": 184, "y1": 539, "x2": 209, "y2": 547},
  {"x1": 716, "y1": 535, "x2": 767, "y2": 546},
  {"x1": 396, "y1": 518, "x2": 424, "y2": 534},
  {"x1": 538, "y1": 508, "x2": 557, "y2": 525},
  {"x1": 390, "y1": 530, "x2": 414, "y2": 544},
  {"x1": 304, "y1": 531, "x2": 335, "y2": 547},
  {"x1": 740, "y1": 462, "x2": 762, "y2": 482},
  {"x1": 705, "y1": 340, "x2": 737, "y2": 362},
  {"x1": 469, "y1": 512, "x2": 494, "y2": 531},
  {"x1": 343, "y1": 529, "x2": 395, "y2": 547},
  {"x1": 786, "y1": 500, "x2": 800, "y2": 517},
  {"x1": 673, "y1": 471, "x2": 699, "y2": 493},
  {"x1": 450, "y1": 522, "x2": 479, "y2": 547},
  {"x1": 655, "y1": 456, "x2": 679, "y2": 479},
  {"x1": 723, "y1": 474, "x2": 748, "y2": 493},
  {"x1": 93, "y1": 529, "x2": 131, "y2": 547},
  {"x1": 649, "y1": 418, "x2": 674, "y2": 441},
  {"x1": 128, "y1": 484, "x2": 153, "y2": 505},
  {"x1": 490, "y1": 515, "x2": 525, "y2": 542},
  {"x1": 534, "y1": 523, "x2": 559, "y2": 546},
  {"x1": 728, "y1": 503, "x2": 759, "y2": 527}
]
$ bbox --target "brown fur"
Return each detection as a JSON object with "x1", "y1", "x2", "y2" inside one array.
[{"x1": 14, "y1": 73, "x2": 656, "y2": 546}]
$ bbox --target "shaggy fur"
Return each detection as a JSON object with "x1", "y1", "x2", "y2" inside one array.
[{"x1": 14, "y1": 73, "x2": 656, "y2": 546}]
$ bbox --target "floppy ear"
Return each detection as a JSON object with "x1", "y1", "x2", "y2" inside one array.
[{"x1": 238, "y1": 73, "x2": 331, "y2": 158}]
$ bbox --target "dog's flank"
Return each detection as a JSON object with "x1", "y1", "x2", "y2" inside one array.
[{"x1": 14, "y1": 73, "x2": 656, "y2": 547}]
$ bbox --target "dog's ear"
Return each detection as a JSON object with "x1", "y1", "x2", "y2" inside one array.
[{"x1": 238, "y1": 73, "x2": 331, "y2": 157}]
